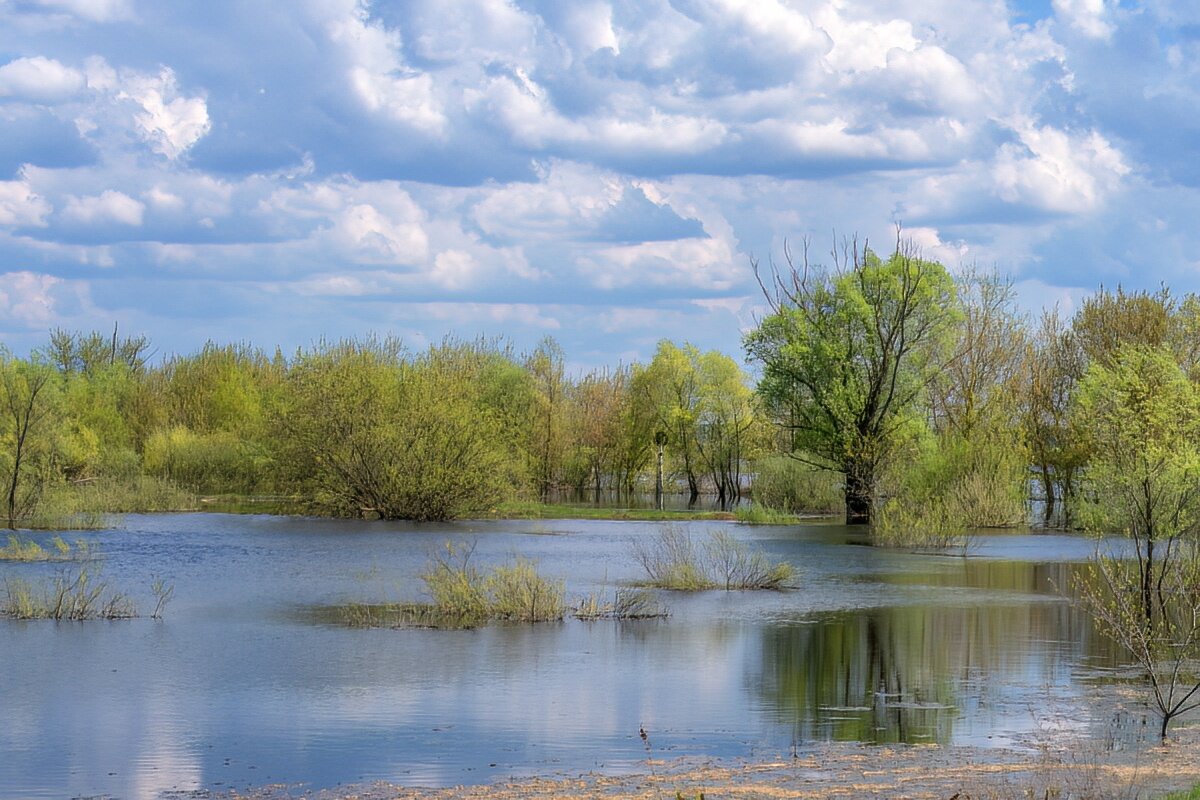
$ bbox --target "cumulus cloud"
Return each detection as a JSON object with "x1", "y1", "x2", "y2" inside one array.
[
  {"x1": 29, "y1": 0, "x2": 134, "y2": 23},
  {"x1": 993, "y1": 122, "x2": 1130, "y2": 214},
  {"x1": 62, "y1": 190, "x2": 144, "y2": 225},
  {"x1": 0, "y1": 180, "x2": 52, "y2": 226},
  {"x1": 0, "y1": 56, "x2": 85, "y2": 103},
  {"x1": 0, "y1": 271, "x2": 63, "y2": 326},
  {"x1": 77, "y1": 58, "x2": 210, "y2": 160},
  {"x1": 1053, "y1": 0, "x2": 1115, "y2": 40},
  {"x1": 0, "y1": 0, "x2": 1194, "y2": 364},
  {"x1": 326, "y1": 2, "x2": 446, "y2": 135}
]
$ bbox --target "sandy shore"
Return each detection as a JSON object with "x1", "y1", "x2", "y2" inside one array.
[{"x1": 206, "y1": 725, "x2": 1200, "y2": 800}]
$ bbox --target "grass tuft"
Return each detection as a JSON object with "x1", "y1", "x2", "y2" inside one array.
[{"x1": 632, "y1": 526, "x2": 794, "y2": 591}]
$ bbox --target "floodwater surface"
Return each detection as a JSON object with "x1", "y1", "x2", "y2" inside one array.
[{"x1": 0, "y1": 514, "x2": 1133, "y2": 799}]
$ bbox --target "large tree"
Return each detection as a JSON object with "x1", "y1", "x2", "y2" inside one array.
[{"x1": 745, "y1": 235, "x2": 958, "y2": 525}]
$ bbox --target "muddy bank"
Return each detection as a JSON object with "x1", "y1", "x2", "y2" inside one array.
[{"x1": 203, "y1": 727, "x2": 1200, "y2": 800}]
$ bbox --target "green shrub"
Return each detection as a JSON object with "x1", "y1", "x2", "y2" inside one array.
[
  {"x1": 572, "y1": 589, "x2": 668, "y2": 620},
  {"x1": 1, "y1": 565, "x2": 137, "y2": 620},
  {"x1": 421, "y1": 542, "x2": 490, "y2": 622},
  {"x1": 632, "y1": 526, "x2": 794, "y2": 590},
  {"x1": 750, "y1": 455, "x2": 842, "y2": 514},
  {"x1": 487, "y1": 558, "x2": 564, "y2": 622}
]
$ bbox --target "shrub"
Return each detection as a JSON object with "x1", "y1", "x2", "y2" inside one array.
[
  {"x1": 1, "y1": 565, "x2": 138, "y2": 620},
  {"x1": 750, "y1": 455, "x2": 842, "y2": 514},
  {"x1": 487, "y1": 558, "x2": 564, "y2": 622},
  {"x1": 632, "y1": 526, "x2": 794, "y2": 591},
  {"x1": 705, "y1": 529, "x2": 793, "y2": 589},
  {"x1": 572, "y1": 588, "x2": 667, "y2": 620}
]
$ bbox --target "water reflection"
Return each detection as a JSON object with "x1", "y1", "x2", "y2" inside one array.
[
  {"x1": 756, "y1": 562, "x2": 1125, "y2": 746},
  {"x1": 0, "y1": 515, "x2": 1149, "y2": 798}
]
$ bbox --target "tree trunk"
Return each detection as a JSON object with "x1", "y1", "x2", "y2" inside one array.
[
  {"x1": 844, "y1": 464, "x2": 872, "y2": 526},
  {"x1": 1143, "y1": 537, "x2": 1155, "y2": 627}
]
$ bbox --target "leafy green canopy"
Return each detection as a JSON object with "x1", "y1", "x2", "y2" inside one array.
[{"x1": 744, "y1": 242, "x2": 959, "y2": 523}]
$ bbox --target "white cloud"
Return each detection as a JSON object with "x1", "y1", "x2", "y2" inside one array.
[
  {"x1": 333, "y1": 202, "x2": 428, "y2": 264},
  {"x1": 555, "y1": 3, "x2": 619, "y2": 54},
  {"x1": 0, "y1": 56, "x2": 85, "y2": 103},
  {"x1": 31, "y1": 0, "x2": 134, "y2": 22},
  {"x1": 407, "y1": 0, "x2": 538, "y2": 63},
  {"x1": 423, "y1": 301, "x2": 561, "y2": 329},
  {"x1": 62, "y1": 190, "x2": 144, "y2": 225},
  {"x1": 582, "y1": 236, "x2": 737, "y2": 290},
  {"x1": 119, "y1": 67, "x2": 211, "y2": 159},
  {"x1": 76, "y1": 58, "x2": 210, "y2": 159},
  {"x1": 327, "y1": 2, "x2": 446, "y2": 134},
  {"x1": 0, "y1": 271, "x2": 63, "y2": 325},
  {"x1": 993, "y1": 122, "x2": 1130, "y2": 214},
  {"x1": 816, "y1": 8, "x2": 917, "y2": 73},
  {"x1": 0, "y1": 181, "x2": 52, "y2": 227},
  {"x1": 430, "y1": 249, "x2": 477, "y2": 290},
  {"x1": 1053, "y1": 0, "x2": 1115, "y2": 40}
]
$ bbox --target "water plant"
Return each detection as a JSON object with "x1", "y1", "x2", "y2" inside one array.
[
  {"x1": 632, "y1": 526, "x2": 794, "y2": 591},
  {"x1": 571, "y1": 588, "x2": 667, "y2": 620},
  {"x1": 0, "y1": 534, "x2": 93, "y2": 561},
  {"x1": 2, "y1": 565, "x2": 137, "y2": 620}
]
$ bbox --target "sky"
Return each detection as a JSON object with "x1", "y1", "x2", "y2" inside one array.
[{"x1": 0, "y1": 0, "x2": 1197, "y2": 370}]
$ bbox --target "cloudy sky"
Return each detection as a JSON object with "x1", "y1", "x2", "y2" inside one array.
[{"x1": 0, "y1": 0, "x2": 1194, "y2": 368}]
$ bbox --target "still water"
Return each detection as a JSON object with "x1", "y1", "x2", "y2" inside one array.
[{"x1": 0, "y1": 514, "x2": 1127, "y2": 799}]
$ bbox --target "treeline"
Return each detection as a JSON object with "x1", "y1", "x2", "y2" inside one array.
[
  {"x1": 0, "y1": 331, "x2": 782, "y2": 526},
  {"x1": 2, "y1": 245, "x2": 1196, "y2": 532},
  {"x1": 746, "y1": 235, "x2": 1200, "y2": 540}
]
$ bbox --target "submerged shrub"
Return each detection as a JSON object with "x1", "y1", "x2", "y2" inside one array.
[
  {"x1": 632, "y1": 526, "x2": 794, "y2": 591},
  {"x1": 417, "y1": 542, "x2": 565, "y2": 626},
  {"x1": 750, "y1": 455, "x2": 842, "y2": 515},
  {"x1": 572, "y1": 588, "x2": 668, "y2": 620},
  {"x1": 1, "y1": 565, "x2": 138, "y2": 620},
  {"x1": 421, "y1": 542, "x2": 490, "y2": 622},
  {"x1": 705, "y1": 530, "x2": 793, "y2": 590},
  {"x1": 487, "y1": 558, "x2": 564, "y2": 622},
  {"x1": 632, "y1": 526, "x2": 713, "y2": 590}
]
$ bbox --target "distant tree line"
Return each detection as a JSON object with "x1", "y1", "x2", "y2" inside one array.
[
  {"x1": 0, "y1": 329, "x2": 771, "y2": 525},
  {"x1": 1, "y1": 242, "x2": 1199, "y2": 534}
]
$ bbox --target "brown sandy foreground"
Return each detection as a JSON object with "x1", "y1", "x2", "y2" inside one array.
[{"x1": 204, "y1": 725, "x2": 1200, "y2": 800}]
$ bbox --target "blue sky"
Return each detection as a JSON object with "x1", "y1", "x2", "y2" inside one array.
[{"x1": 0, "y1": 0, "x2": 1195, "y2": 369}]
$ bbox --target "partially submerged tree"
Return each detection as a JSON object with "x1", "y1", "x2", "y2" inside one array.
[
  {"x1": 279, "y1": 339, "x2": 511, "y2": 521},
  {"x1": 744, "y1": 234, "x2": 958, "y2": 525},
  {"x1": 1073, "y1": 345, "x2": 1200, "y2": 625},
  {"x1": 0, "y1": 357, "x2": 59, "y2": 528},
  {"x1": 1077, "y1": 545, "x2": 1200, "y2": 741}
]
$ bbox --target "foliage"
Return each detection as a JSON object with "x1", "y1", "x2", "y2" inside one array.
[
  {"x1": 0, "y1": 534, "x2": 91, "y2": 561},
  {"x1": 1, "y1": 565, "x2": 137, "y2": 620},
  {"x1": 420, "y1": 541, "x2": 564, "y2": 625},
  {"x1": 732, "y1": 504, "x2": 800, "y2": 524},
  {"x1": 1072, "y1": 345, "x2": 1200, "y2": 624},
  {"x1": 704, "y1": 529, "x2": 793, "y2": 589},
  {"x1": 486, "y1": 558, "x2": 565, "y2": 622},
  {"x1": 1076, "y1": 547, "x2": 1200, "y2": 740},
  {"x1": 632, "y1": 526, "x2": 793, "y2": 590},
  {"x1": 632, "y1": 525, "x2": 714, "y2": 590},
  {"x1": 749, "y1": 454, "x2": 842, "y2": 515},
  {"x1": 571, "y1": 588, "x2": 667, "y2": 620},
  {"x1": 745, "y1": 235, "x2": 960, "y2": 525},
  {"x1": 279, "y1": 339, "x2": 512, "y2": 521}
]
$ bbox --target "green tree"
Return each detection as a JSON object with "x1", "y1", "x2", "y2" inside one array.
[
  {"x1": 693, "y1": 350, "x2": 758, "y2": 509},
  {"x1": 1024, "y1": 309, "x2": 1086, "y2": 525},
  {"x1": 0, "y1": 356, "x2": 59, "y2": 528},
  {"x1": 636, "y1": 341, "x2": 703, "y2": 502},
  {"x1": 1073, "y1": 344, "x2": 1200, "y2": 625},
  {"x1": 745, "y1": 236, "x2": 959, "y2": 525},
  {"x1": 278, "y1": 339, "x2": 512, "y2": 521},
  {"x1": 526, "y1": 337, "x2": 568, "y2": 501}
]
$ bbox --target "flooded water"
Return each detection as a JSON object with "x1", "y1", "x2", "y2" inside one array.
[{"x1": 0, "y1": 515, "x2": 1134, "y2": 799}]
